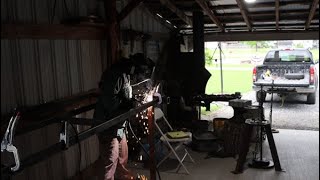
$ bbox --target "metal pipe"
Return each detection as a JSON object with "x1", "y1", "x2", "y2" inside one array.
[
  {"x1": 219, "y1": 42, "x2": 224, "y2": 94},
  {"x1": 269, "y1": 80, "x2": 274, "y2": 126},
  {"x1": 2, "y1": 99, "x2": 159, "y2": 176},
  {"x1": 15, "y1": 104, "x2": 96, "y2": 136},
  {"x1": 147, "y1": 106, "x2": 156, "y2": 180}
]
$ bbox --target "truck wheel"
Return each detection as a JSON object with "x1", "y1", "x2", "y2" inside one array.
[
  {"x1": 307, "y1": 93, "x2": 316, "y2": 104},
  {"x1": 256, "y1": 90, "x2": 266, "y2": 103}
]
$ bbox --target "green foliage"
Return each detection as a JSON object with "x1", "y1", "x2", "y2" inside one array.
[
  {"x1": 241, "y1": 41, "x2": 270, "y2": 49},
  {"x1": 294, "y1": 43, "x2": 304, "y2": 48},
  {"x1": 205, "y1": 48, "x2": 214, "y2": 65},
  {"x1": 242, "y1": 41, "x2": 257, "y2": 48}
]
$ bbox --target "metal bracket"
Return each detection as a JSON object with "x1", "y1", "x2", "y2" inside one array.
[
  {"x1": 166, "y1": 97, "x2": 170, "y2": 105},
  {"x1": 153, "y1": 92, "x2": 162, "y2": 104},
  {"x1": 59, "y1": 121, "x2": 69, "y2": 148}
]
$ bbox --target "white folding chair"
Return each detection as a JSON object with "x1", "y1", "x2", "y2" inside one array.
[{"x1": 154, "y1": 107, "x2": 195, "y2": 174}]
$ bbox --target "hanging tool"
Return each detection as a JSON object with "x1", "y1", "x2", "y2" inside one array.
[{"x1": 1, "y1": 109, "x2": 21, "y2": 172}]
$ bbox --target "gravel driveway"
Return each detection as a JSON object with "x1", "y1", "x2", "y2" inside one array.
[
  {"x1": 241, "y1": 90, "x2": 319, "y2": 130},
  {"x1": 202, "y1": 89, "x2": 319, "y2": 131}
]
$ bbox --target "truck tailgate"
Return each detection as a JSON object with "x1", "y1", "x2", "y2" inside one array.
[{"x1": 254, "y1": 63, "x2": 311, "y2": 87}]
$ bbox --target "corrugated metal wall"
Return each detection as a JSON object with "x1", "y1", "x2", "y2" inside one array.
[{"x1": 1, "y1": 0, "x2": 170, "y2": 179}]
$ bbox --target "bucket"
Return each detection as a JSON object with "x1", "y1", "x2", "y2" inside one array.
[{"x1": 213, "y1": 118, "x2": 228, "y2": 138}]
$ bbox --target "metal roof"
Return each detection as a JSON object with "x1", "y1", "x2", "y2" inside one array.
[{"x1": 144, "y1": 0, "x2": 319, "y2": 34}]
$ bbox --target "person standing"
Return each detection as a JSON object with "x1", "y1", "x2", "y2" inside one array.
[{"x1": 94, "y1": 58, "x2": 136, "y2": 180}]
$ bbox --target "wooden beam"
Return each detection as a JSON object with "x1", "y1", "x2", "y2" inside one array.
[
  {"x1": 104, "y1": 0, "x2": 120, "y2": 65},
  {"x1": 276, "y1": 0, "x2": 280, "y2": 30},
  {"x1": 118, "y1": 0, "x2": 144, "y2": 21},
  {"x1": 204, "y1": 15, "x2": 313, "y2": 24},
  {"x1": 181, "y1": 22, "x2": 320, "y2": 30},
  {"x1": 160, "y1": 0, "x2": 192, "y2": 25},
  {"x1": 179, "y1": 1, "x2": 311, "y2": 11},
  {"x1": 195, "y1": 0, "x2": 224, "y2": 31},
  {"x1": 1, "y1": 24, "x2": 108, "y2": 39},
  {"x1": 204, "y1": 30, "x2": 319, "y2": 41},
  {"x1": 178, "y1": 1, "x2": 309, "y2": 11},
  {"x1": 235, "y1": 0, "x2": 252, "y2": 31},
  {"x1": 306, "y1": 0, "x2": 319, "y2": 29}
]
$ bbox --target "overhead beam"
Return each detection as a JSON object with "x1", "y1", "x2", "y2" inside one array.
[
  {"x1": 276, "y1": 0, "x2": 280, "y2": 30},
  {"x1": 179, "y1": 1, "x2": 311, "y2": 11},
  {"x1": 305, "y1": 0, "x2": 319, "y2": 29},
  {"x1": 1, "y1": 24, "x2": 108, "y2": 39},
  {"x1": 118, "y1": 0, "x2": 144, "y2": 21},
  {"x1": 235, "y1": 0, "x2": 252, "y2": 31},
  {"x1": 195, "y1": 0, "x2": 224, "y2": 31},
  {"x1": 160, "y1": 0, "x2": 192, "y2": 25},
  {"x1": 203, "y1": 14, "x2": 313, "y2": 24},
  {"x1": 204, "y1": 30, "x2": 319, "y2": 41},
  {"x1": 180, "y1": 22, "x2": 320, "y2": 30}
]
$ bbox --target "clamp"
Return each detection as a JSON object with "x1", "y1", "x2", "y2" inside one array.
[
  {"x1": 1, "y1": 111, "x2": 21, "y2": 172},
  {"x1": 59, "y1": 121, "x2": 69, "y2": 149}
]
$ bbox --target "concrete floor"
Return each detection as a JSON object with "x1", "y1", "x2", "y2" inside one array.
[{"x1": 129, "y1": 129, "x2": 319, "y2": 180}]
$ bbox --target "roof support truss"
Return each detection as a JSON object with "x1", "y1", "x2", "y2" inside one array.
[
  {"x1": 118, "y1": 0, "x2": 144, "y2": 21},
  {"x1": 160, "y1": 0, "x2": 192, "y2": 26},
  {"x1": 235, "y1": 0, "x2": 252, "y2": 31},
  {"x1": 305, "y1": 0, "x2": 319, "y2": 29},
  {"x1": 275, "y1": 0, "x2": 280, "y2": 30},
  {"x1": 195, "y1": 0, "x2": 224, "y2": 31}
]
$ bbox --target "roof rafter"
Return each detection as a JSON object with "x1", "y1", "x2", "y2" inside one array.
[
  {"x1": 305, "y1": 0, "x2": 319, "y2": 29},
  {"x1": 159, "y1": 0, "x2": 192, "y2": 26},
  {"x1": 118, "y1": 0, "x2": 144, "y2": 21},
  {"x1": 195, "y1": 0, "x2": 224, "y2": 31},
  {"x1": 276, "y1": 0, "x2": 280, "y2": 30},
  {"x1": 235, "y1": 0, "x2": 252, "y2": 31}
]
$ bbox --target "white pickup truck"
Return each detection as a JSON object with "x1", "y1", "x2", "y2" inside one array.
[{"x1": 252, "y1": 49, "x2": 318, "y2": 104}]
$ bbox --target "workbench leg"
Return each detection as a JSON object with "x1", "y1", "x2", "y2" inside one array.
[
  {"x1": 265, "y1": 124, "x2": 283, "y2": 171},
  {"x1": 232, "y1": 124, "x2": 253, "y2": 174}
]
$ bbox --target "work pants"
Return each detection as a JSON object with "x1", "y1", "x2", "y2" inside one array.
[{"x1": 99, "y1": 135, "x2": 130, "y2": 180}]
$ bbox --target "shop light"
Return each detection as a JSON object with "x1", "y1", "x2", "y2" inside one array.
[{"x1": 245, "y1": 0, "x2": 256, "y2": 3}]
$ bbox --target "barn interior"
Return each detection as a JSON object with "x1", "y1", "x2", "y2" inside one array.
[{"x1": 1, "y1": 0, "x2": 319, "y2": 180}]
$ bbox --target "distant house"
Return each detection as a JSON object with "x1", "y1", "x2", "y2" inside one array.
[
  {"x1": 277, "y1": 40, "x2": 293, "y2": 49},
  {"x1": 224, "y1": 41, "x2": 247, "y2": 48}
]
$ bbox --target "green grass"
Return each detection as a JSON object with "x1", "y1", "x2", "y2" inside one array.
[
  {"x1": 207, "y1": 48, "x2": 270, "y2": 61},
  {"x1": 205, "y1": 69, "x2": 252, "y2": 94},
  {"x1": 201, "y1": 104, "x2": 221, "y2": 115}
]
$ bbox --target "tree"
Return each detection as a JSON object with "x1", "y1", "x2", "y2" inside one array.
[
  {"x1": 242, "y1": 41, "x2": 269, "y2": 52},
  {"x1": 205, "y1": 48, "x2": 214, "y2": 65},
  {"x1": 294, "y1": 43, "x2": 304, "y2": 48}
]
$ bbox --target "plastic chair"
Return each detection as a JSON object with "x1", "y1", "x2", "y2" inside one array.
[{"x1": 154, "y1": 107, "x2": 195, "y2": 174}]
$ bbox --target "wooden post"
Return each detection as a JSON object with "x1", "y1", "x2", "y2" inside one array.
[
  {"x1": 104, "y1": 0, "x2": 120, "y2": 65},
  {"x1": 193, "y1": 9, "x2": 205, "y2": 68},
  {"x1": 147, "y1": 106, "x2": 156, "y2": 180}
]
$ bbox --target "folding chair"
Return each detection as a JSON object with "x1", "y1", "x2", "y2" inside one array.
[{"x1": 154, "y1": 107, "x2": 195, "y2": 174}]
